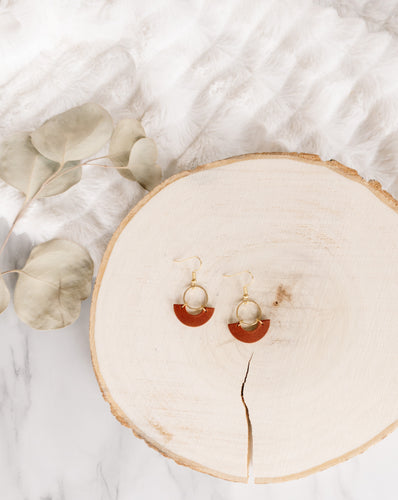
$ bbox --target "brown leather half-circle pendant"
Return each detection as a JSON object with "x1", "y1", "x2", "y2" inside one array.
[
  {"x1": 228, "y1": 319, "x2": 270, "y2": 343},
  {"x1": 174, "y1": 304, "x2": 215, "y2": 327}
]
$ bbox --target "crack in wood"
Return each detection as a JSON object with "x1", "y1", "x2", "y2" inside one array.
[{"x1": 241, "y1": 353, "x2": 253, "y2": 482}]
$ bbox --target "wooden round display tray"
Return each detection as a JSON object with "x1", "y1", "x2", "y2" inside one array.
[{"x1": 90, "y1": 153, "x2": 398, "y2": 483}]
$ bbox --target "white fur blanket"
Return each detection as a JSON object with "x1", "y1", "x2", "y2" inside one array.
[
  {"x1": 1, "y1": 1, "x2": 398, "y2": 499},
  {"x1": 2, "y1": 0, "x2": 398, "y2": 272}
]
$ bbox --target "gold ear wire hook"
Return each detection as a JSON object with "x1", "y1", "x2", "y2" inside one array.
[
  {"x1": 224, "y1": 270, "x2": 262, "y2": 327},
  {"x1": 223, "y1": 270, "x2": 254, "y2": 299},
  {"x1": 174, "y1": 256, "x2": 203, "y2": 285}
]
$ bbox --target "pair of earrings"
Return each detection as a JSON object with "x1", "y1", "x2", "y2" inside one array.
[{"x1": 173, "y1": 256, "x2": 270, "y2": 344}]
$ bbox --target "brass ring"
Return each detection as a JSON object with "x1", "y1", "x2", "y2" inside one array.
[
  {"x1": 183, "y1": 284, "x2": 208, "y2": 313},
  {"x1": 236, "y1": 299, "x2": 262, "y2": 327}
]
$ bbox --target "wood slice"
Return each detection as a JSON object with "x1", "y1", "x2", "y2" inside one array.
[{"x1": 90, "y1": 153, "x2": 398, "y2": 483}]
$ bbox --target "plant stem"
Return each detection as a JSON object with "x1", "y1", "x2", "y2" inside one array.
[
  {"x1": 47, "y1": 161, "x2": 128, "y2": 182},
  {"x1": 0, "y1": 162, "x2": 65, "y2": 260},
  {"x1": 0, "y1": 269, "x2": 19, "y2": 277},
  {"x1": 0, "y1": 153, "x2": 125, "y2": 261},
  {"x1": 0, "y1": 200, "x2": 30, "y2": 258}
]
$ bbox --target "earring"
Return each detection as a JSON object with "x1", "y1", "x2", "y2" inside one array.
[
  {"x1": 224, "y1": 271, "x2": 270, "y2": 343},
  {"x1": 173, "y1": 256, "x2": 215, "y2": 327}
]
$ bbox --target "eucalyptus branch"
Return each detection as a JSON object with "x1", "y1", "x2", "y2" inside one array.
[
  {"x1": 0, "y1": 103, "x2": 160, "y2": 329},
  {"x1": 0, "y1": 161, "x2": 65, "y2": 259},
  {"x1": 44, "y1": 160, "x2": 129, "y2": 183},
  {"x1": 0, "y1": 156, "x2": 129, "y2": 260}
]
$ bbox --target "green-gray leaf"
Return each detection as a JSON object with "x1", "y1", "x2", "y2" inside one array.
[
  {"x1": 14, "y1": 239, "x2": 94, "y2": 330},
  {"x1": 0, "y1": 132, "x2": 81, "y2": 199},
  {"x1": 0, "y1": 276, "x2": 10, "y2": 314},
  {"x1": 123, "y1": 137, "x2": 162, "y2": 190},
  {"x1": 109, "y1": 118, "x2": 145, "y2": 168},
  {"x1": 31, "y1": 103, "x2": 114, "y2": 163}
]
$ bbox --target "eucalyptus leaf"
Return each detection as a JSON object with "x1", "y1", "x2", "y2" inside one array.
[
  {"x1": 0, "y1": 132, "x2": 81, "y2": 199},
  {"x1": 0, "y1": 276, "x2": 10, "y2": 314},
  {"x1": 31, "y1": 103, "x2": 113, "y2": 163},
  {"x1": 124, "y1": 138, "x2": 162, "y2": 190},
  {"x1": 14, "y1": 239, "x2": 94, "y2": 330},
  {"x1": 109, "y1": 118, "x2": 145, "y2": 168}
]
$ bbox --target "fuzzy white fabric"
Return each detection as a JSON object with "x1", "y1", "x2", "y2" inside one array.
[
  {"x1": 318, "y1": 0, "x2": 398, "y2": 35},
  {"x1": 1, "y1": 0, "x2": 398, "y2": 273}
]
